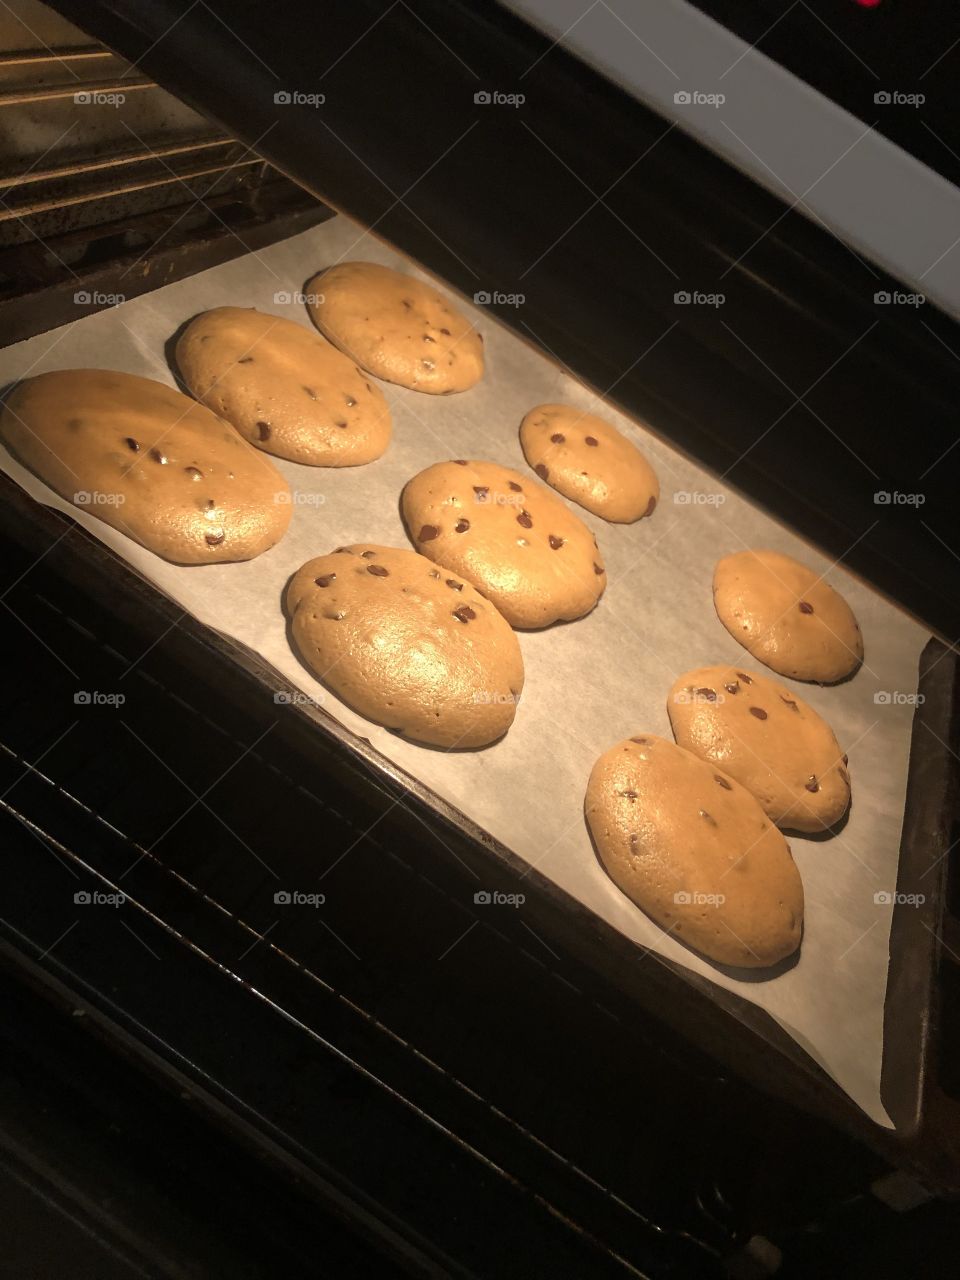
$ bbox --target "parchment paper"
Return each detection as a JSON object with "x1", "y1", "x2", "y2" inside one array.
[{"x1": 0, "y1": 216, "x2": 929, "y2": 1125}]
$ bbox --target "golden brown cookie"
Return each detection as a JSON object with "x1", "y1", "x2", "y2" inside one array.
[
  {"x1": 175, "y1": 307, "x2": 391, "y2": 466},
  {"x1": 667, "y1": 664, "x2": 850, "y2": 832},
  {"x1": 1, "y1": 369, "x2": 290, "y2": 564},
  {"x1": 713, "y1": 549, "x2": 863, "y2": 683},
  {"x1": 519, "y1": 403, "x2": 659, "y2": 523},
  {"x1": 586, "y1": 734, "x2": 803, "y2": 969},
  {"x1": 286, "y1": 544, "x2": 524, "y2": 748},
  {"x1": 304, "y1": 261, "x2": 483, "y2": 394},
  {"x1": 400, "y1": 459, "x2": 606, "y2": 629}
]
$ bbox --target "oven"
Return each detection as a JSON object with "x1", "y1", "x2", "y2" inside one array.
[{"x1": 2, "y1": 2, "x2": 959, "y2": 1276}]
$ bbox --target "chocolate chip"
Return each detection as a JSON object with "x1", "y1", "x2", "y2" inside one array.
[
  {"x1": 585, "y1": 436, "x2": 599, "y2": 447},
  {"x1": 535, "y1": 464, "x2": 549, "y2": 481},
  {"x1": 402, "y1": 298, "x2": 412, "y2": 309},
  {"x1": 699, "y1": 809, "x2": 717, "y2": 826},
  {"x1": 452, "y1": 605, "x2": 476, "y2": 623},
  {"x1": 367, "y1": 564, "x2": 389, "y2": 577},
  {"x1": 183, "y1": 466, "x2": 202, "y2": 481},
  {"x1": 423, "y1": 334, "x2": 436, "y2": 343},
  {"x1": 517, "y1": 510, "x2": 533, "y2": 529},
  {"x1": 631, "y1": 737, "x2": 649, "y2": 744},
  {"x1": 549, "y1": 534, "x2": 564, "y2": 550},
  {"x1": 621, "y1": 790, "x2": 638, "y2": 800},
  {"x1": 345, "y1": 395, "x2": 357, "y2": 406},
  {"x1": 205, "y1": 531, "x2": 225, "y2": 546},
  {"x1": 418, "y1": 525, "x2": 440, "y2": 541},
  {"x1": 508, "y1": 481, "x2": 522, "y2": 492},
  {"x1": 125, "y1": 437, "x2": 140, "y2": 452},
  {"x1": 238, "y1": 356, "x2": 253, "y2": 364},
  {"x1": 798, "y1": 600, "x2": 814, "y2": 614},
  {"x1": 335, "y1": 420, "x2": 348, "y2": 429},
  {"x1": 645, "y1": 495, "x2": 657, "y2": 517},
  {"x1": 446, "y1": 578, "x2": 463, "y2": 590},
  {"x1": 455, "y1": 518, "x2": 470, "y2": 533},
  {"x1": 256, "y1": 421, "x2": 271, "y2": 441},
  {"x1": 453, "y1": 459, "x2": 468, "y2": 466},
  {"x1": 749, "y1": 707, "x2": 768, "y2": 720},
  {"x1": 696, "y1": 687, "x2": 717, "y2": 701},
  {"x1": 805, "y1": 776, "x2": 820, "y2": 793},
  {"x1": 842, "y1": 754, "x2": 848, "y2": 766},
  {"x1": 593, "y1": 562, "x2": 604, "y2": 575},
  {"x1": 439, "y1": 327, "x2": 451, "y2": 335},
  {"x1": 714, "y1": 774, "x2": 732, "y2": 790},
  {"x1": 149, "y1": 448, "x2": 166, "y2": 464},
  {"x1": 473, "y1": 485, "x2": 489, "y2": 499},
  {"x1": 303, "y1": 386, "x2": 317, "y2": 399},
  {"x1": 737, "y1": 672, "x2": 753, "y2": 684},
  {"x1": 780, "y1": 695, "x2": 799, "y2": 711},
  {"x1": 550, "y1": 433, "x2": 565, "y2": 443},
  {"x1": 205, "y1": 499, "x2": 216, "y2": 510},
  {"x1": 429, "y1": 569, "x2": 441, "y2": 579},
  {"x1": 361, "y1": 550, "x2": 377, "y2": 558},
  {"x1": 724, "y1": 681, "x2": 740, "y2": 695},
  {"x1": 314, "y1": 573, "x2": 336, "y2": 587},
  {"x1": 421, "y1": 359, "x2": 436, "y2": 371},
  {"x1": 333, "y1": 546, "x2": 352, "y2": 554}
]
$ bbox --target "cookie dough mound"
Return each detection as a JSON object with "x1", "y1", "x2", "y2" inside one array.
[
  {"x1": 401, "y1": 459, "x2": 606, "y2": 629},
  {"x1": 176, "y1": 307, "x2": 391, "y2": 466},
  {"x1": 667, "y1": 664, "x2": 850, "y2": 832},
  {"x1": 1, "y1": 369, "x2": 290, "y2": 564},
  {"x1": 305, "y1": 261, "x2": 483, "y2": 394},
  {"x1": 286, "y1": 544, "x2": 524, "y2": 748},
  {"x1": 713, "y1": 549, "x2": 863, "y2": 683},
  {"x1": 519, "y1": 403, "x2": 659, "y2": 523},
  {"x1": 586, "y1": 734, "x2": 803, "y2": 969}
]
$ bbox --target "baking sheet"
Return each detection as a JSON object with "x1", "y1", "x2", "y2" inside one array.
[{"x1": 0, "y1": 216, "x2": 929, "y2": 1125}]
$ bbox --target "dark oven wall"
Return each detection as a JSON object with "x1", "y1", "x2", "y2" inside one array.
[{"x1": 37, "y1": 0, "x2": 960, "y2": 642}]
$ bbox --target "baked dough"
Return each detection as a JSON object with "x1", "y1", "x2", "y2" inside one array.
[
  {"x1": 586, "y1": 734, "x2": 804, "y2": 969},
  {"x1": 286, "y1": 544, "x2": 524, "y2": 748},
  {"x1": 0, "y1": 369, "x2": 291, "y2": 564},
  {"x1": 305, "y1": 261, "x2": 483, "y2": 394},
  {"x1": 176, "y1": 307, "x2": 391, "y2": 466},
  {"x1": 713, "y1": 549, "x2": 863, "y2": 683},
  {"x1": 667, "y1": 664, "x2": 850, "y2": 832},
  {"x1": 401, "y1": 458, "x2": 606, "y2": 629},
  {"x1": 519, "y1": 403, "x2": 659, "y2": 523}
]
